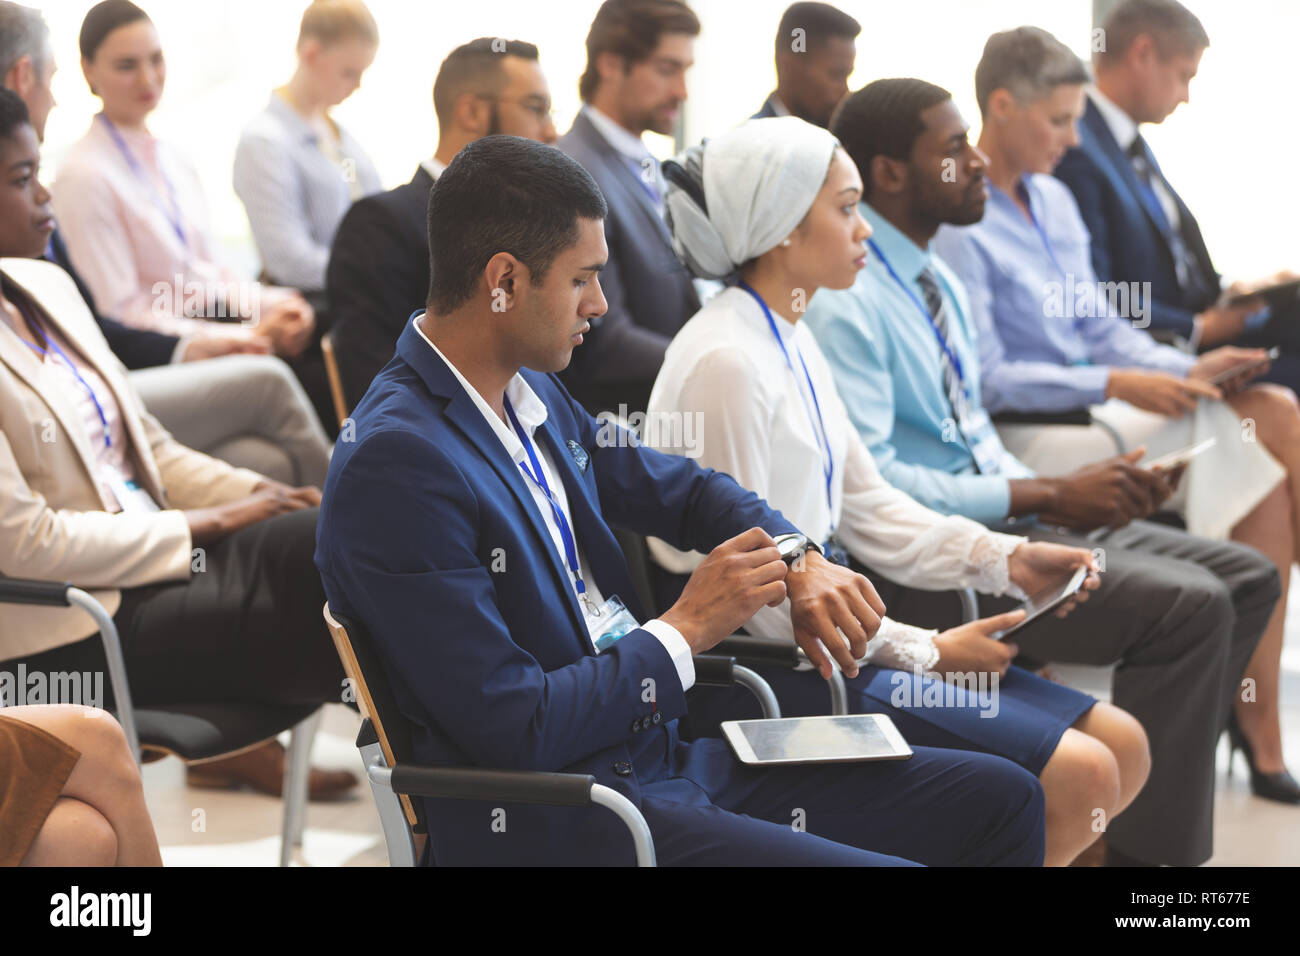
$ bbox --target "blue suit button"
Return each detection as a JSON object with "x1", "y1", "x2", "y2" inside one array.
[{"x1": 612, "y1": 761, "x2": 633, "y2": 776}]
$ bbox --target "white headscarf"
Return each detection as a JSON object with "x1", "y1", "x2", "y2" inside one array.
[{"x1": 664, "y1": 116, "x2": 839, "y2": 280}]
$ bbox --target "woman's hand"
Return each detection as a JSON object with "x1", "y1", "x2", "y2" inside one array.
[{"x1": 184, "y1": 483, "x2": 319, "y2": 546}]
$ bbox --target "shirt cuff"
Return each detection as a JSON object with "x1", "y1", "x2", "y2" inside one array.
[
  {"x1": 170, "y1": 335, "x2": 193, "y2": 364},
  {"x1": 1186, "y1": 316, "x2": 1204, "y2": 353},
  {"x1": 642, "y1": 618, "x2": 695, "y2": 692}
]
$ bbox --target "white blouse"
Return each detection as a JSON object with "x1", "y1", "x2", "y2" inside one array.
[{"x1": 645, "y1": 285, "x2": 1027, "y2": 670}]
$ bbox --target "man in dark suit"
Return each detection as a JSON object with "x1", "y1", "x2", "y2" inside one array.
[
  {"x1": 557, "y1": 0, "x2": 703, "y2": 416},
  {"x1": 1054, "y1": 0, "x2": 1300, "y2": 392},
  {"x1": 325, "y1": 38, "x2": 557, "y2": 410},
  {"x1": 753, "y1": 2, "x2": 858, "y2": 127},
  {"x1": 315, "y1": 133, "x2": 1046, "y2": 866}
]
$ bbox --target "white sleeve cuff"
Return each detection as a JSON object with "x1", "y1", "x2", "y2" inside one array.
[{"x1": 642, "y1": 618, "x2": 695, "y2": 692}]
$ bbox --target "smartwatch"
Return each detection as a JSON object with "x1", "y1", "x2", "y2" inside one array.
[{"x1": 773, "y1": 533, "x2": 822, "y2": 568}]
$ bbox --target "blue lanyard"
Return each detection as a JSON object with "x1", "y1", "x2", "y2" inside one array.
[
  {"x1": 98, "y1": 114, "x2": 187, "y2": 248},
  {"x1": 20, "y1": 323, "x2": 112, "y2": 450},
  {"x1": 868, "y1": 238, "x2": 968, "y2": 393},
  {"x1": 737, "y1": 282, "x2": 834, "y2": 512},
  {"x1": 503, "y1": 395, "x2": 589, "y2": 607},
  {"x1": 1017, "y1": 179, "x2": 1066, "y2": 277}
]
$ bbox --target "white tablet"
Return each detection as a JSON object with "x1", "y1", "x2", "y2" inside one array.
[{"x1": 721, "y1": 713, "x2": 912, "y2": 766}]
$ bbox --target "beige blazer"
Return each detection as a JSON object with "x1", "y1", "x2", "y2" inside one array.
[{"x1": 0, "y1": 258, "x2": 263, "y2": 659}]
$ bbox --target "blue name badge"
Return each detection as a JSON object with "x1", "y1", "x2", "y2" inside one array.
[{"x1": 587, "y1": 595, "x2": 640, "y2": 653}]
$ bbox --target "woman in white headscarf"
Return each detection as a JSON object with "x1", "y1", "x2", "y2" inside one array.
[{"x1": 645, "y1": 116, "x2": 1147, "y2": 866}]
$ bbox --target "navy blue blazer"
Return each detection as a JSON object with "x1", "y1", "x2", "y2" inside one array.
[
  {"x1": 1054, "y1": 99, "x2": 1218, "y2": 337},
  {"x1": 557, "y1": 111, "x2": 700, "y2": 415},
  {"x1": 315, "y1": 320, "x2": 798, "y2": 865},
  {"x1": 752, "y1": 93, "x2": 782, "y2": 119}
]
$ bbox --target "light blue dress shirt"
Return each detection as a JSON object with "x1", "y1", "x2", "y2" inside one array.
[
  {"x1": 804, "y1": 204, "x2": 1034, "y2": 526},
  {"x1": 932, "y1": 173, "x2": 1195, "y2": 415},
  {"x1": 233, "y1": 93, "x2": 382, "y2": 291}
]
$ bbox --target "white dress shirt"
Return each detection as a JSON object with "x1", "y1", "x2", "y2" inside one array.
[
  {"x1": 646, "y1": 286, "x2": 1027, "y2": 670},
  {"x1": 412, "y1": 315, "x2": 694, "y2": 689}
]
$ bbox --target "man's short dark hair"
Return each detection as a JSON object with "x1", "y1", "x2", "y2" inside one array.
[
  {"x1": 578, "y1": 0, "x2": 700, "y2": 102},
  {"x1": 432, "y1": 37, "x2": 540, "y2": 131},
  {"x1": 975, "y1": 26, "x2": 1090, "y2": 118},
  {"x1": 774, "y1": 2, "x2": 860, "y2": 58},
  {"x1": 426, "y1": 136, "x2": 608, "y2": 314},
  {"x1": 1097, "y1": 0, "x2": 1209, "y2": 65},
  {"x1": 830, "y1": 78, "x2": 952, "y2": 201},
  {"x1": 0, "y1": 87, "x2": 31, "y2": 140}
]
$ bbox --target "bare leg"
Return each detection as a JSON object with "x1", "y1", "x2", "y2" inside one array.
[
  {"x1": 21, "y1": 797, "x2": 117, "y2": 866},
  {"x1": 1037, "y1": 727, "x2": 1122, "y2": 866},
  {"x1": 1071, "y1": 703, "x2": 1151, "y2": 814},
  {"x1": 8, "y1": 705, "x2": 163, "y2": 866}
]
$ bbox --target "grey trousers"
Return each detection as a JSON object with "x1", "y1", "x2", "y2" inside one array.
[
  {"x1": 129, "y1": 354, "x2": 332, "y2": 487},
  {"x1": 862, "y1": 519, "x2": 1279, "y2": 866}
]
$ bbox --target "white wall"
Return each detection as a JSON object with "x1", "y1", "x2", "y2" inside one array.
[{"x1": 33, "y1": 0, "x2": 1296, "y2": 278}]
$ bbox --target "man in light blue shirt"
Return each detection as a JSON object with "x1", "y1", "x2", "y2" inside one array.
[{"x1": 805, "y1": 77, "x2": 1279, "y2": 868}]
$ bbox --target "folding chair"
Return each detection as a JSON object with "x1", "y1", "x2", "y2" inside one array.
[{"x1": 0, "y1": 578, "x2": 321, "y2": 867}]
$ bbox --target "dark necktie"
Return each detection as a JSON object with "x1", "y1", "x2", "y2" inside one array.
[
  {"x1": 1128, "y1": 136, "x2": 1211, "y2": 303},
  {"x1": 916, "y1": 266, "x2": 991, "y2": 473}
]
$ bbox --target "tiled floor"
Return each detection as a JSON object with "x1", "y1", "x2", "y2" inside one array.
[{"x1": 143, "y1": 569, "x2": 1300, "y2": 867}]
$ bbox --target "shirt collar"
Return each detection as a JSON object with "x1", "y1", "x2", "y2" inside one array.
[
  {"x1": 410, "y1": 313, "x2": 548, "y2": 458},
  {"x1": 420, "y1": 156, "x2": 446, "y2": 182},
  {"x1": 268, "y1": 91, "x2": 325, "y2": 146},
  {"x1": 862, "y1": 201, "x2": 933, "y2": 283},
  {"x1": 582, "y1": 104, "x2": 653, "y2": 163},
  {"x1": 766, "y1": 93, "x2": 791, "y2": 117},
  {"x1": 1088, "y1": 86, "x2": 1139, "y2": 151}
]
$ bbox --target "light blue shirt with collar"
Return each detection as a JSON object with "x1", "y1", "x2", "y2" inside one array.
[
  {"x1": 932, "y1": 173, "x2": 1195, "y2": 414},
  {"x1": 804, "y1": 202, "x2": 1034, "y2": 526}
]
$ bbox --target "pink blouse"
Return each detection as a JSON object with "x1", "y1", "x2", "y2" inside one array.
[{"x1": 51, "y1": 115, "x2": 249, "y2": 336}]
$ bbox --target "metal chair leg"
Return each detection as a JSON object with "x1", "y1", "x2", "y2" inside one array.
[
  {"x1": 67, "y1": 587, "x2": 141, "y2": 764},
  {"x1": 279, "y1": 708, "x2": 321, "y2": 866}
]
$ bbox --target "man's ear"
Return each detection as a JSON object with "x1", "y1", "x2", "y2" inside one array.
[
  {"x1": 595, "y1": 50, "x2": 626, "y2": 88},
  {"x1": 6, "y1": 55, "x2": 33, "y2": 97},
  {"x1": 452, "y1": 90, "x2": 489, "y2": 136},
  {"x1": 483, "y1": 252, "x2": 524, "y2": 312},
  {"x1": 870, "y1": 153, "x2": 908, "y2": 197}
]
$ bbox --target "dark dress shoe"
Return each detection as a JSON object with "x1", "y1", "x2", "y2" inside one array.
[
  {"x1": 186, "y1": 740, "x2": 358, "y2": 800},
  {"x1": 1225, "y1": 714, "x2": 1300, "y2": 804}
]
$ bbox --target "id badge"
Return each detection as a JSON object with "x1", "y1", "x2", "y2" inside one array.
[
  {"x1": 104, "y1": 469, "x2": 160, "y2": 514},
  {"x1": 586, "y1": 595, "x2": 641, "y2": 654},
  {"x1": 959, "y1": 406, "x2": 1004, "y2": 475}
]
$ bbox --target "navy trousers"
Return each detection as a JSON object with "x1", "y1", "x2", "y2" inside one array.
[{"x1": 639, "y1": 737, "x2": 1045, "y2": 866}]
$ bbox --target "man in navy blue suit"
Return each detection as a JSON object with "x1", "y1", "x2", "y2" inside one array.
[
  {"x1": 315, "y1": 135, "x2": 1046, "y2": 866},
  {"x1": 1054, "y1": 0, "x2": 1300, "y2": 391},
  {"x1": 753, "y1": 2, "x2": 859, "y2": 128}
]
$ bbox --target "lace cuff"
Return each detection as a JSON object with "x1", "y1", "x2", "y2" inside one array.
[
  {"x1": 860, "y1": 617, "x2": 940, "y2": 672},
  {"x1": 968, "y1": 532, "x2": 1029, "y2": 600}
]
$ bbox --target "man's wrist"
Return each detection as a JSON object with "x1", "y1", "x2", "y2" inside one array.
[{"x1": 1008, "y1": 477, "x2": 1060, "y2": 516}]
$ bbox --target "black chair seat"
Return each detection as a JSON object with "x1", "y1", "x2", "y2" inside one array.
[{"x1": 133, "y1": 701, "x2": 319, "y2": 761}]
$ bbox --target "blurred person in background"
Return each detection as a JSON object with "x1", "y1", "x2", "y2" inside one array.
[
  {"x1": 753, "y1": 1, "x2": 858, "y2": 128},
  {"x1": 1055, "y1": 0, "x2": 1300, "y2": 392},
  {"x1": 53, "y1": 1, "x2": 339, "y2": 433},
  {"x1": 557, "y1": 0, "x2": 701, "y2": 415},
  {"x1": 326, "y1": 36, "x2": 555, "y2": 410},
  {"x1": 234, "y1": 0, "x2": 382, "y2": 296}
]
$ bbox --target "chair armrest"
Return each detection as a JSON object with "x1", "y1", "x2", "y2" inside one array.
[
  {"x1": 692, "y1": 654, "x2": 734, "y2": 685},
  {"x1": 712, "y1": 634, "x2": 799, "y2": 669},
  {"x1": 0, "y1": 578, "x2": 140, "y2": 762},
  {"x1": 992, "y1": 409, "x2": 1093, "y2": 426},
  {"x1": 0, "y1": 578, "x2": 73, "y2": 606}
]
